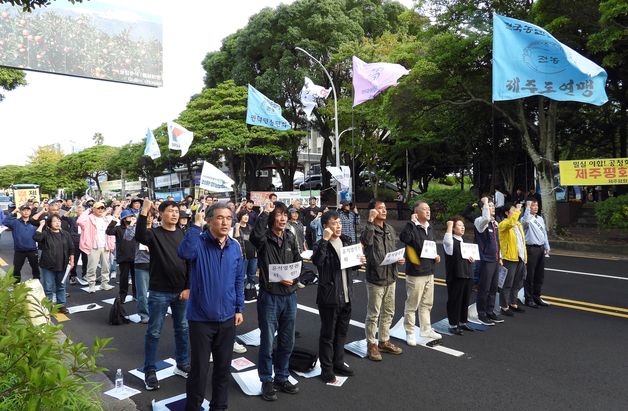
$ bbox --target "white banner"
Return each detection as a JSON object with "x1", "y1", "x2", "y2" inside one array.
[
  {"x1": 199, "y1": 161, "x2": 235, "y2": 193},
  {"x1": 154, "y1": 173, "x2": 179, "y2": 188}
]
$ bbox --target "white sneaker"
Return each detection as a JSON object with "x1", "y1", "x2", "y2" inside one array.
[
  {"x1": 100, "y1": 283, "x2": 114, "y2": 291},
  {"x1": 420, "y1": 328, "x2": 442, "y2": 340},
  {"x1": 406, "y1": 333, "x2": 416, "y2": 347},
  {"x1": 233, "y1": 341, "x2": 247, "y2": 354},
  {"x1": 88, "y1": 284, "x2": 96, "y2": 293}
]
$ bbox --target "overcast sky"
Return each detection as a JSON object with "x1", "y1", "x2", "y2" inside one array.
[{"x1": 0, "y1": 0, "x2": 412, "y2": 166}]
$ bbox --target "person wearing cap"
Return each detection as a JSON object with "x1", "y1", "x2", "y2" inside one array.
[
  {"x1": 287, "y1": 208, "x2": 306, "y2": 253},
  {"x1": 338, "y1": 200, "x2": 360, "y2": 244},
  {"x1": 178, "y1": 211, "x2": 191, "y2": 234},
  {"x1": 129, "y1": 198, "x2": 143, "y2": 215},
  {"x1": 107, "y1": 207, "x2": 138, "y2": 302},
  {"x1": 4, "y1": 204, "x2": 40, "y2": 282},
  {"x1": 77, "y1": 201, "x2": 116, "y2": 293}
]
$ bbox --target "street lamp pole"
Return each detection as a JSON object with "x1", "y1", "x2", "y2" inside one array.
[{"x1": 295, "y1": 46, "x2": 340, "y2": 204}]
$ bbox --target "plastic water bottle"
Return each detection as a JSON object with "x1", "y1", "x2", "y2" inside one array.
[{"x1": 115, "y1": 369, "x2": 123, "y2": 389}]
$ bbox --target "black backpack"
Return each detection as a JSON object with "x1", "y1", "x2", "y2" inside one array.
[
  {"x1": 244, "y1": 282, "x2": 257, "y2": 301},
  {"x1": 108, "y1": 296, "x2": 130, "y2": 325},
  {"x1": 289, "y1": 346, "x2": 318, "y2": 372}
]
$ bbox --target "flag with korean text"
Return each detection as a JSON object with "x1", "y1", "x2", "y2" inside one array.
[
  {"x1": 352, "y1": 56, "x2": 409, "y2": 107},
  {"x1": 246, "y1": 84, "x2": 291, "y2": 131},
  {"x1": 300, "y1": 77, "x2": 331, "y2": 119},
  {"x1": 143, "y1": 128, "x2": 161, "y2": 160},
  {"x1": 492, "y1": 13, "x2": 607, "y2": 106},
  {"x1": 167, "y1": 121, "x2": 193, "y2": 156}
]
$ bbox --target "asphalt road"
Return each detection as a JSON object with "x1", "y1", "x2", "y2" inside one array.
[{"x1": 1, "y1": 233, "x2": 627, "y2": 411}]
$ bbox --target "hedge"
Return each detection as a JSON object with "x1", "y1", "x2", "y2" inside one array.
[
  {"x1": 594, "y1": 194, "x2": 628, "y2": 230},
  {"x1": 408, "y1": 188, "x2": 477, "y2": 223}
]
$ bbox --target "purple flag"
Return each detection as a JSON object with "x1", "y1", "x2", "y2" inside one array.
[{"x1": 352, "y1": 56, "x2": 409, "y2": 107}]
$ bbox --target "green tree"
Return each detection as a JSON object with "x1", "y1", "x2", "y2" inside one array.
[
  {"x1": 58, "y1": 145, "x2": 119, "y2": 194},
  {"x1": 0, "y1": 67, "x2": 26, "y2": 101},
  {"x1": 0, "y1": 0, "x2": 83, "y2": 12}
]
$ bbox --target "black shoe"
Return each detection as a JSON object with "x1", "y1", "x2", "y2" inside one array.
[
  {"x1": 333, "y1": 363, "x2": 355, "y2": 376},
  {"x1": 144, "y1": 369, "x2": 160, "y2": 391},
  {"x1": 262, "y1": 381, "x2": 277, "y2": 401},
  {"x1": 477, "y1": 314, "x2": 495, "y2": 326},
  {"x1": 525, "y1": 300, "x2": 540, "y2": 309},
  {"x1": 321, "y1": 370, "x2": 336, "y2": 383},
  {"x1": 459, "y1": 323, "x2": 474, "y2": 332},
  {"x1": 449, "y1": 326, "x2": 463, "y2": 335},
  {"x1": 510, "y1": 304, "x2": 526, "y2": 313},
  {"x1": 500, "y1": 308, "x2": 514, "y2": 317},
  {"x1": 487, "y1": 312, "x2": 505, "y2": 323},
  {"x1": 273, "y1": 379, "x2": 299, "y2": 394},
  {"x1": 58, "y1": 306, "x2": 70, "y2": 315},
  {"x1": 535, "y1": 298, "x2": 550, "y2": 307}
]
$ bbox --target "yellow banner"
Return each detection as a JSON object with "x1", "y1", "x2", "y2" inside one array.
[{"x1": 559, "y1": 158, "x2": 628, "y2": 186}]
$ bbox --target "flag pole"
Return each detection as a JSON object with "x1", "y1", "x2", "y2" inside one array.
[{"x1": 295, "y1": 47, "x2": 340, "y2": 206}]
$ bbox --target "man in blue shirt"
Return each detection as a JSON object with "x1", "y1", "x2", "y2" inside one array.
[
  {"x1": 521, "y1": 199, "x2": 551, "y2": 308},
  {"x1": 4, "y1": 205, "x2": 39, "y2": 282},
  {"x1": 178, "y1": 204, "x2": 244, "y2": 411}
]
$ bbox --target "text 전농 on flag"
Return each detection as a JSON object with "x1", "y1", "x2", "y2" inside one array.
[
  {"x1": 167, "y1": 121, "x2": 193, "y2": 156},
  {"x1": 352, "y1": 56, "x2": 409, "y2": 107},
  {"x1": 492, "y1": 13, "x2": 607, "y2": 106},
  {"x1": 144, "y1": 128, "x2": 161, "y2": 160},
  {"x1": 300, "y1": 77, "x2": 331, "y2": 119},
  {"x1": 246, "y1": 84, "x2": 291, "y2": 131}
]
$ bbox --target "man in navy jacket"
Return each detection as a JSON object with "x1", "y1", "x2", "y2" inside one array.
[
  {"x1": 178, "y1": 204, "x2": 244, "y2": 411},
  {"x1": 4, "y1": 205, "x2": 40, "y2": 282}
]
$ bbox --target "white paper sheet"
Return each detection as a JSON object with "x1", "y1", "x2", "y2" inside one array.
[
  {"x1": 231, "y1": 357, "x2": 256, "y2": 371},
  {"x1": 125, "y1": 314, "x2": 141, "y2": 323},
  {"x1": 379, "y1": 248, "x2": 405, "y2": 266},
  {"x1": 237, "y1": 328, "x2": 261, "y2": 346},
  {"x1": 460, "y1": 243, "x2": 481, "y2": 261},
  {"x1": 103, "y1": 385, "x2": 141, "y2": 400},
  {"x1": 67, "y1": 303, "x2": 103, "y2": 314},
  {"x1": 389, "y1": 318, "x2": 464, "y2": 357},
  {"x1": 326, "y1": 375, "x2": 348, "y2": 387},
  {"x1": 128, "y1": 358, "x2": 176, "y2": 382},
  {"x1": 498, "y1": 266, "x2": 508, "y2": 288},
  {"x1": 293, "y1": 360, "x2": 321, "y2": 378},
  {"x1": 231, "y1": 369, "x2": 297, "y2": 396},
  {"x1": 340, "y1": 244, "x2": 363, "y2": 269},
  {"x1": 151, "y1": 393, "x2": 210, "y2": 411},
  {"x1": 0, "y1": 225, "x2": 8, "y2": 234},
  {"x1": 76, "y1": 277, "x2": 88, "y2": 285},
  {"x1": 102, "y1": 295, "x2": 134, "y2": 305},
  {"x1": 61, "y1": 265, "x2": 72, "y2": 284},
  {"x1": 268, "y1": 261, "x2": 302, "y2": 283},
  {"x1": 300, "y1": 250, "x2": 313, "y2": 260},
  {"x1": 420, "y1": 240, "x2": 438, "y2": 259},
  {"x1": 344, "y1": 339, "x2": 368, "y2": 358}
]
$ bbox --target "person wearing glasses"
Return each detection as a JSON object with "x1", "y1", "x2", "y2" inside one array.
[{"x1": 77, "y1": 201, "x2": 116, "y2": 293}]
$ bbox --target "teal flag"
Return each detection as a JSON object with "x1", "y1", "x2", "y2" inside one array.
[
  {"x1": 246, "y1": 84, "x2": 291, "y2": 131},
  {"x1": 492, "y1": 13, "x2": 607, "y2": 106}
]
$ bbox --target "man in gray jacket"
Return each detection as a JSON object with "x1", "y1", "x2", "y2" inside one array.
[{"x1": 361, "y1": 198, "x2": 405, "y2": 361}]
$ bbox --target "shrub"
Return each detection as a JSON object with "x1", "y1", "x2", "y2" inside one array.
[
  {"x1": 0, "y1": 270, "x2": 111, "y2": 411},
  {"x1": 408, "y1": 188, "x2": 477, "y2": 223},
  {"x1": 594, "y1": 194, "x2": 628, "y2": 230}
]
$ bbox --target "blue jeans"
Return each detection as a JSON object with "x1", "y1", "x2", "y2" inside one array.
[
  {"x1": 134, "y1": 268, "x2": 149, "y2": 321},
  {"x1": 144, "y1": 291, "x2": 189, "y2": 371},
  {"x1": 41, "y1": 268, "x2": 66, "y2": 305},
  {"x1": 243, "y1": 258, "x2": 258, "y2": 285},
  {"x1": 257, "y1": 290, "x2": 296, "y2": 383}
]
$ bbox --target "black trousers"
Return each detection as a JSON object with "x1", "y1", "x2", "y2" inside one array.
[
  {"x1": 117, "y1": 261, "x2": 136, "y2": 298},
  {"x1": 318, "y1": 302, "x2": 351, "y2": 372},
  {"x1": 525, "y1": 245, "x2": 545, "y2": 301},
  {"x1": 446, "y1": 277, "x2": 471, "y2": 326},
  {"x1": 476, "y1": 261, "x2": 499, "y2": 316},
  {"x1": 13, "y1": 250, "x2": 40, "y2": 281},
  {"x1": 69, "y1": 248, "x2": 88, "y2": 278},
  {"x1": 186, "y1": 319, "x2": 235, "y2": 411}
]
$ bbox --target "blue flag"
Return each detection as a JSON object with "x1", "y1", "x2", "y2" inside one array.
[
  {"x1": 144, "y1": 128, "x2": 161, "y2": 160},
  {"x1": 492, "y1": 13, "x2": 607, "y2": 106},
  {"x1": 246, "y1": 84, "x2": 291, "y2": 131}
]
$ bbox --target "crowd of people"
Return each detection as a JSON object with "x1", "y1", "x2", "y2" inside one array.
[{"x1": 1, "y1": 189, "x2": 550, "y2": 410}]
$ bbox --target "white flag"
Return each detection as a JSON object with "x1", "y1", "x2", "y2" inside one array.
[
  {"x1": 300, "y1": 77, "x2": 331, "y2": 119},
  {"x1": 167, "y1": 121, "x2": 193, "y2": 157},
  {"x1": 143, "y1": 128, "x2": 161, "y2": 160},
  {"x1": 199, "y1": 161, "x2": 235, "y2": 193}
]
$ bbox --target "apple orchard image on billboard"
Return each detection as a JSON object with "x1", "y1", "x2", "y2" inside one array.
[{"x1": 0, "y1": 1, "x2": 162, "y2": 87}]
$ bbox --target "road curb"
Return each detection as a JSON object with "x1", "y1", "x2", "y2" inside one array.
[{"x1": 550, "y1": 240, "x2": 628, "y2": 258}]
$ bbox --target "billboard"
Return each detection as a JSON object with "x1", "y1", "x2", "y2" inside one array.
[
  {"x1": 558, "y1": 158, "x2": 628, "y2": 186},
  {"x1": 0, "y1": 1, "x2": 162, "y2": 86}
]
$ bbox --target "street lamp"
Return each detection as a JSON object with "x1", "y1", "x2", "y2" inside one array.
[{"x1": 295, "y1": 46, "x2": 341, "y2": 204}]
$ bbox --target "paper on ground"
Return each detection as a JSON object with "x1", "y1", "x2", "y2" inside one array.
[
  {"x1": 344, "y1": 339, "x2": 368, "y2": 358},
  {"x1": 102, "y1": 295, "x2": 134, "y2": 305},
  {"x1": 327, "y1": 375, "x2": 348, "y2": 387},
  {"x1": 67, "y1": 303, "x2": 103, "y2": 314},
  {"x1": 431, "y1": 318, "x2": 454, "y2": 336},
  {"x1": 231, "y1": 357, "x2": 255, "y2": 371},
  {"x1": 293, "y1": 359, "x2": 322, "y2": 378},
  {"x1": 231, "y1": 368, "x2": 298, "y2": 396},
  {"x1": 237, "y1": 328, "x2": 261, "y2": 346},
  {"x1": 125, "y1": 314, "x2": 141, "y2": 323},
  {"x1": 128, "y1": 358, "x2": 176, "y2": 382},
  {"x1": 151, "y1": 393, "x2": 209, "y2": 411},
  {"x1": 104, "y1": 385, "x2": 140, "y2": 400}
]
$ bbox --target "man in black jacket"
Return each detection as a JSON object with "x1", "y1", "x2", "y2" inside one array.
[
  {"x1": 250, "y1": 201, "x2": 301, "y2": 402},
  {"x1": 312, "y1": 211, "x2": 365, "y2": 383},
  {"x1": 399, "y1": 201, "x2": 442, "y2": 346}
]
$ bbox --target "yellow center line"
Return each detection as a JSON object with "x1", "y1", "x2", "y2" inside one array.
[
  {"x1": 542, "y1": 295, "x2": 628, "y2": 313},
  {"x1": 547, "y1": 302, "x2": 628, "y2": 319}
]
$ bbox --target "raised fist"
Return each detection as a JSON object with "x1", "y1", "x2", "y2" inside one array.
[
  {"x1": 323, "y1": 227, "x2": 333, "y2": 241},
  {"x1": 368, "y1": 209, "x2": 379, "y2": 222}
]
